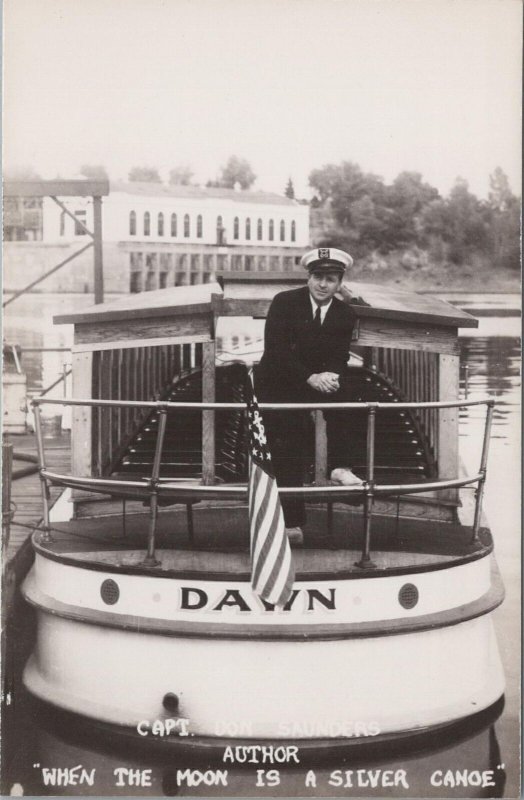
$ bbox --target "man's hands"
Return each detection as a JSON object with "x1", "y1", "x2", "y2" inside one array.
[{"x1": 307, "y1": 372, "x2": 340, "y2": 394}]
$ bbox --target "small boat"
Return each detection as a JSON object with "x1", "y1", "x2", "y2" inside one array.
[{"x1": 22, "y1": 274, "x2": 504, "y2": 746}]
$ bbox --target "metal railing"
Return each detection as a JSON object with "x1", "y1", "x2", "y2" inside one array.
[{"x1": 31, "y1": 396, "x2": 495, "y2": 569}]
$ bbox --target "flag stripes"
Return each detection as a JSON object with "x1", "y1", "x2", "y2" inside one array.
[{"x1": 246, "y1": 383, "x2": 295, "y2": 608}]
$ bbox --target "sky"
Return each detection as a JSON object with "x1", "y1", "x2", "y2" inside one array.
[{"x1": 3, "y1": 0, "x2": 522, "y2": 199}]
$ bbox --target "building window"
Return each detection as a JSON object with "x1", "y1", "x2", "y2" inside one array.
[
  {"x1": 159, "y1": 271, "x2": 168, "y2": 289},
  {"x1": 216, "y1": 215, "x2": 224, "y2": 245},
  {"x1": 144, "y1": 212, "x2": 150, "y2": 236},
  {"x1": 196, "y1": 215, "x2": 203, "y2": 238},
  {"x1": 184, "y1": 214, "x2": 190, "y2": 237},
  {"x1": 60, "y1": 211, "x2": 65, "y2": 236},
  {"x1": 233, "y1": 217, "x2": 239, "y2": 240},
  {"x1": 269, "y1": 219, "x2": 274, "y2": 241},
  {"x1": 74, "y1": 210, "x2": 87, "y2": 236},
  {"x1": 291, "y1": 220, "x2": 296, "y2": 242},
  {"x1": 257, "y1": 218, "x2": 263, "y2": 240},
  {"x1": 158, "y1": 213, "x2": 164, "y2": 236},
  {"x1": 245, "y1": 255, "x2": 254, "y2": 271},
  {"x1": 129, "y1": 211, "x2": 136, "y2": 236},
  {"x1": 171, "y1": 213, "x2": 177, "y2": 237},
  {"x1": 245, "y1": 218, "x2": 251, "y2": 240},
  {"x1": 280, "y1": 220, "x2": 285, "y2": 241}
]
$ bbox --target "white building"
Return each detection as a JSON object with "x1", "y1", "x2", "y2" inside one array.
[{"x1": 42, "y1": 182, "x2": 310, "y2": 292}]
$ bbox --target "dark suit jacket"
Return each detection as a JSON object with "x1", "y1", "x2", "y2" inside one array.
[{"x1": 256, "y1": 286, "x2": 357, "y2": 403}]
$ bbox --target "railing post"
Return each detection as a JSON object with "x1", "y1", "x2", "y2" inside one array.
[
  {"x1": 33, "y1": 403, "x2": 52, "y2": 543},
  {"x1": 471, "y1": 400, "x2": 495, "y2": 545},
  {"x1": 2, "y1": 440, "x2": 13, "y2": 555},
  {"x1": 314, "y1": 410, "x2": 328, "y2": 485},
  {"x1": 463, "y1": 364, "x2": 470, "y2": 400},
  {"x1": 356, "y1": 404, "x2": 377, "y2": 569},
  {"x1": 143, "y1": 405, "x2": 168, "y2": 566},
  {"x1": 202, "y1": 341, "x2": 216, "y2": 485},
  {"x1": 92, "y1": 195, "x2": 104, "y2": 304}
]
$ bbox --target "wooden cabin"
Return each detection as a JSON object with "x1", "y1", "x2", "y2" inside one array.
[{"x1": 54, "y1": 274, "x2": 478, "y2": 522}]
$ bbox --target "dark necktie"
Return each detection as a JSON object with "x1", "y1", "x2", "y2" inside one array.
[{"x1": 313, "y1": 305, "x2": 322, "y2": 330}]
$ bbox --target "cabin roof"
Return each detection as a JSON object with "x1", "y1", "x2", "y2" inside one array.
[
  {"x1": 54, "y1": 282, "x2": 223, "y2": 325},
  {"x1": 54, "y1": 273, "x2": 478, "y2": 329}
]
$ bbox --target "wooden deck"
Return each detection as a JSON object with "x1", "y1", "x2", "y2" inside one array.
[{"x1": 34, "y1": 504, "x2": 491, "y2": 579}]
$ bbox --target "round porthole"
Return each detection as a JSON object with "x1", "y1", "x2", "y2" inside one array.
[
  {"x1": 398, "y1": 583, "x2": 418, "y2": 609},
  {"x1": 100, "y1": 578, "x2": 120, "y2": 605}
]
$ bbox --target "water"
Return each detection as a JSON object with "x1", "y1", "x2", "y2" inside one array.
[{"x1": 2, "y1": 294, "x2": 520, "y2": 798}]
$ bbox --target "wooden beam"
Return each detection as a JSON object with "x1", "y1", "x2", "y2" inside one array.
[
  {"x1": 73, "y1": 314, "x2": 212, "y2": 346},
  {"x1": 71, "y1": 351, "x2": 94, "y2": 512},
  {"x1": 92, "y1": 195, "x2": 104, "y2": 304},
  {"x1": 3, "y1": 179, "x2": 110, "y2": 197},
  {"x1": 437, "y1": 354, "x2": 460, "y2": 502},
  {"x1": 201, "y1": 341, "x2": 216, "y2": 485},
  {"x1": 72, "y1": 333, "x2": 210, "y2": 353},
  {"x1": 356, "y1": 319, "x2": 460, "y2": 356}
]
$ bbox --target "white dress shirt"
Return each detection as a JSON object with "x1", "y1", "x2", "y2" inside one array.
[{"x1": 309, "y1": 294, "x2": 333, "y2": 325}]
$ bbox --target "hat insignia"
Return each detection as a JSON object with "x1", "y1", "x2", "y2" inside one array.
[{"x1": 318, "y1": 248, "x2": 330, "y2": 259}]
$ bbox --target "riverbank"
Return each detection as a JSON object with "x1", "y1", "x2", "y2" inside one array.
[{"x1": 347, "y1": 257, "x2": 520, "y2": 294}]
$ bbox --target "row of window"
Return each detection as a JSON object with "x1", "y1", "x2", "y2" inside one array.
[{"x1": 128, "y1": 212, "x2": 297, "y2": 242}]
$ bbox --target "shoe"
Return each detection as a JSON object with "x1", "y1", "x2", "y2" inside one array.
[
  {"x1": 330, "y1": 467, "x2": 364, "y2": 486},
  {"x1": 285, "y1": 526, "x2": 304, "y2": 546}
]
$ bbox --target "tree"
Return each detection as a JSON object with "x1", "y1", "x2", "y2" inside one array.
[
  {"x1": 128, "y1": 166, "x2": 162, "y2": 183},
  {"x1": 168, "y1": 165, "x2": 194, "y2": 186},
  {"x1": 309, "y1": 161, "x2": 392, "y2": 254},
  {"x1": 285, "y1": 177, "x2": 295, "y2": 199},
  {"x1": 385, "y1": 171, "x2": 440, "y2": 247},
  {"x1": 487, "y1": 167, "x2": 520, "y2": 270},
  {"x1": 80, "y1": 164, "x2": 108, "y2": 180},
  {"x1": 216, "y1": 156, "x2": 256, "y2": 190}
]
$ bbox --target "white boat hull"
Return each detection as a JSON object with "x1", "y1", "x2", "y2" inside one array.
[{"x1": 22, "y1": 550, "x2": 505, "y2": 740}]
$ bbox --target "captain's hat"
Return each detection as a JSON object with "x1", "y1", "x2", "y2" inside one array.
[{"x1": 300, "y1": 247, "x2": 353, "y2": 275}]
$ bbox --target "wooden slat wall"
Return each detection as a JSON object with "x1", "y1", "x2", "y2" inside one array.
[
  {"x1": 372, "y1": 347, "x2": 440, "y2": 470},
  {"x1": 91, "y1": 341, "x2": 202, "y2": 476}
]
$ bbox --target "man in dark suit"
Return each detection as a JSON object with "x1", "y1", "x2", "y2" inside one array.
[{"x1": 256, "y1": 247, "x2": 364, "y2": 544}]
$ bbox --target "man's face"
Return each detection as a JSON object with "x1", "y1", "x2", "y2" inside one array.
[{"x1": 307, "y1": 270, "x2": 343, "y2": 305}]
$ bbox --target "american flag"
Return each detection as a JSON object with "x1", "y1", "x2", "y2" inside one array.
[{"x1": 246, "y1": 381, "x2": 295, "y2": 607}]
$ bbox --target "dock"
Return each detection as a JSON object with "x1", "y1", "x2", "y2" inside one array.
[{"x1": 2, "y1": 431, "x2": 70, "y2": 614}]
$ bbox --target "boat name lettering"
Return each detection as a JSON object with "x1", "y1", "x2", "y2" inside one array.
[{"x1": 180, "y1": 587, "x2": 336, "y2": 612}]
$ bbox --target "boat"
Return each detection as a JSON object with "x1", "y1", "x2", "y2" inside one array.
[{"x1": 21, "y1": 273, "x2": 504, "y2": 747}]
